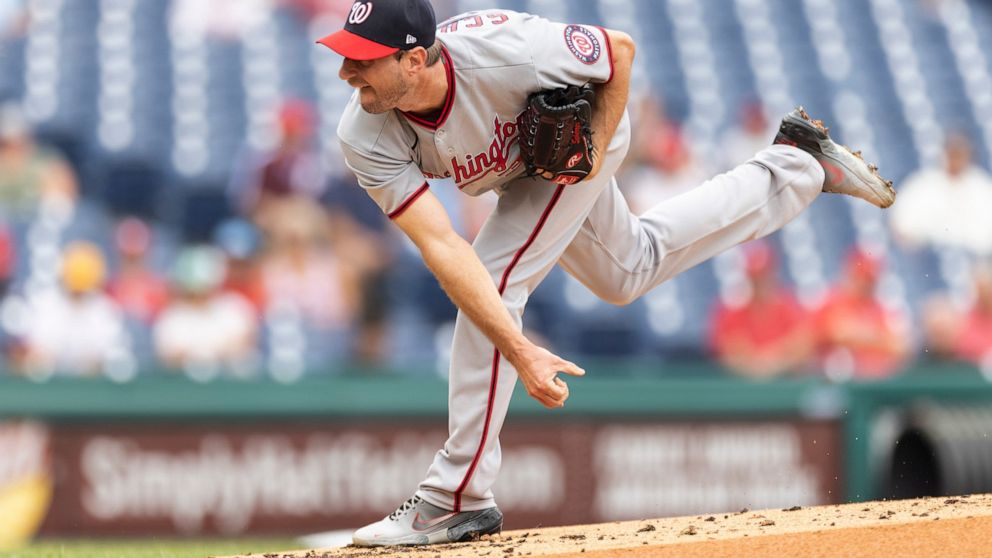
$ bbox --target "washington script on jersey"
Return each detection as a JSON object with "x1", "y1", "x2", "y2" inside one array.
[{"x1": 449, "y1": 114, "x2": 525, "y2": 187}]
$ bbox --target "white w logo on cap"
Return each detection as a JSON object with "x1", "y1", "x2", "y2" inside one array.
[{"x1": 348, "y1": 2, "x2": 373, "y2": 25}]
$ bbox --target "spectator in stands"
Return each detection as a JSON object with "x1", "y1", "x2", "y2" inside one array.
[
  {"x1": 16, "y1": 242, "x2": 128, "y2": 378},
  {"x1": 106, "y1": 217, "x2": 169, "y2": 324},
  {"x1": 0, "y1": 0, "x2": 25, "y2": 39},
  {"x1": 923, "y1": 262, "x2": 992, "y2": 367},
  {"x1": 153, "y1": 246, "x2": 258, "y2": 378},
  {"x1": 709, "y1": 241, "x2": 812, "y2": 379},
  {"x1": 890, "y1": 133, "x2": 992, "y2": 256},
  {"x1": 214, "y1": 218, "x2": 267, "y2": 314},
  {"x1": 278, "y1": 0, "x2": 348, "y2": 22},
  {"x1": 720, "y1": 99, "x2": 777, "y2": 171},
  {"x1": 618, "y1": 94, "x2": 707, "y2": 214},
  {"x1": 261, "y1": 200, "x2": 356, "y2": 331},
  {"x1": 0, "y1": 222, "x2": 14, "y2": 299},
  {"x1": 813, "y1": 250, "x2": 911, "y2": 380},
  {"x1": 229, "y1": 99, "x2": 326, "y2": 240},
  {"x1": 323, "y1": 171, "x2": 396, "y2": 364},
  {"x1": 0, "y1": 102, "x2": 77, "y2": 220}
]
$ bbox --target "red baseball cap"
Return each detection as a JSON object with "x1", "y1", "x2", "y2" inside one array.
[
  {"x1": 742, "y1": 241, "x2": 777, "y2": 278},
  {"x1": 317, "y1": 0, "x2": 436, "y2": 61},
  {"x1": 846, "y1": 249, "x2": 883, "y2": 281}
]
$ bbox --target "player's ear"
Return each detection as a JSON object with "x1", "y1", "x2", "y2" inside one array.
[{"x1": 403, "y1": 47, "x2": 428, "y2": 73}]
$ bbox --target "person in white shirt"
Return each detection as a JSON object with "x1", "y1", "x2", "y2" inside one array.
[
  {"x1": 891, "y1": 134, "x2": 992, "y2": 256},
  {"x1": 153, "y1": 246, "x2": 259, "y2": 379},
  {"x1": 20, "y1": 242, "x2": 128, "y2": 378}
]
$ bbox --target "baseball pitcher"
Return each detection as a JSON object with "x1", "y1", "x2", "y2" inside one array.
[{"x1": 318, "y1": 0, "x2": 895, "y2": 546}]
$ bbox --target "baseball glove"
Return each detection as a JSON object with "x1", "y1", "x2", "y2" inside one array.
[{"x1": 519, "y1": 85, "x2": 595, "y2": 185}]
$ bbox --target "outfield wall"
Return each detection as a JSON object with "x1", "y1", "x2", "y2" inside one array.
[{"x1": 0, "y1": 363, "x2": 989, "y2": 537}]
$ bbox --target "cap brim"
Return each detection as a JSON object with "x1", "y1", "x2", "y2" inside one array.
[{"x1": 316, "y1": 29, "x2": 399, "y2": 60}]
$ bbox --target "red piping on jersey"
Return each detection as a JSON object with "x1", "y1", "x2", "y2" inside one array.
[
  {"x1": 401, "y1": 45, "x2": 456, "y2": 130},
  {"x1": 596, "y1": 26, "x2": 614, "y2": 84},
  {"x1": 453, "y1": 183, "x2": 567, "y2": 512},
  {"x1": 388, "y1": 182, "x2": 430, "y2": 219}
]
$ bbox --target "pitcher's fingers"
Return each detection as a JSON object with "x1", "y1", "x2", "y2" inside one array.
[
  {"x1": 540, "y1": 397, "x2": 559, "y2": 409},
  {"x1": 544, "y1": 377, "x2": 567, "y2": 400},
  {"x1": 537, "y1": 378, "x2": 565, "y2": 403},
  {"x1": 558, "y1": 361, "x2": 586, "y2": 377},
  {"x1": 529, "y1": 389, "x2": 558, "y2": 409}
]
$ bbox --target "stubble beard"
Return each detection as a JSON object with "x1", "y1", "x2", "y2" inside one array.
[{"x1": 360, "y1": 73, "x2": 408, "y2": 114}]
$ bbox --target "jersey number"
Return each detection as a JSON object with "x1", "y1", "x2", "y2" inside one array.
[{"x1": 439, "y1": 13, "x2": 508, "y2": 33}]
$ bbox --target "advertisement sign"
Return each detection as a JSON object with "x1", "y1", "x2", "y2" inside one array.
[
  {"x1": 26, "y1": 419, "x2": 840, "y2": 535},
  {"x1": 0, "y1": 421, "x2": 53, "y2": 550}
]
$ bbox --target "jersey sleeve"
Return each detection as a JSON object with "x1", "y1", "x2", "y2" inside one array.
[
  {"x1": 339, "y1": 140, "x2": 429, "y2": 219},
  {"x1": 337, "y1": 95, "x2": 430, "y2": 219},
  {"x1": 522, "y1": 15, "x2": 614, "y2": 89}
]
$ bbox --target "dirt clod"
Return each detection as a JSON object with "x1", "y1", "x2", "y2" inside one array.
[
  {"x1": 704, "y1": 516, "x2": 716, "y2": 522},
  {"x1": 759, "y1": 520, "x2": 775, "y2": 527},
  {"x1": 784, "y1": 506, "x2": 802, "y2": 512},
  {"x1": 681, "y1": 525, "x2": 698, "y2": 536},
  {"x1": 637, "y1": 524, "x2": 656, "y2": 533}
]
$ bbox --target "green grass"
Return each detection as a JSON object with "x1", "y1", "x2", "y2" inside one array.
[{"x1": 0, "y1": 539, "x2": 301, "y2": 558}]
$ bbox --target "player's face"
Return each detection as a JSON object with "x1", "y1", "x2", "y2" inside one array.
[{"x1": 339, "y1": 55, "x2": 410, "y2": 114}]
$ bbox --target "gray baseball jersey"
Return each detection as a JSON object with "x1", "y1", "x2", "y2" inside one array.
[
  {"x1": 338, "y1": 10, "x2": 613, "y2": 218},
  {"x1": 337, "y1": 10, "x2": 823, "y2": 514}
]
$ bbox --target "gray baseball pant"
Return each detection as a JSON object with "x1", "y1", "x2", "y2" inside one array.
[{"x1": 417, "y1": 113, "x2": 824, "y2": 511}]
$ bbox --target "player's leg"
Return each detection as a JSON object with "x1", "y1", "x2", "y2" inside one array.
[
  {"x1": 558, "y1": 144, "x2": 824, "y2": 304},
  {"x1": 418, "y1": 115, "x2": 631, "y2": 510},
  {"x1": 352, "y1": 115, "x2": 633, "y2": 547}
]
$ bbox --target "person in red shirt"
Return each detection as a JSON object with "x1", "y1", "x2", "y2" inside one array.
[
  {"x1": 214, "y1": 219, "x2": 267, "y2": 314},
  {"x1": 0, "y1": 223, "x2": 15, "y2": 298},
  {"x1": 813, "y1": 250, "x2": 910, "y2": 380},
  {"x1": 953, "y1": 267, "x2": 992, "y2": 364},
  {"x1": 709, "y1": 241, "x2": 813, "y2": 378},
  {"x1": 106, "y1": 217, "x2": 169, "y2": 323}
]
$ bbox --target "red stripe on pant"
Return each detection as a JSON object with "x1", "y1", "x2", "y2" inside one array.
[{"x1": 452, "y1": 184, "x2": 566, "y2": 512}]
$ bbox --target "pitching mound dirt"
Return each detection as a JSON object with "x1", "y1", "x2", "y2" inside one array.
[{"x1": 222, "y1": 493, "x2": 992, "y2": 558}]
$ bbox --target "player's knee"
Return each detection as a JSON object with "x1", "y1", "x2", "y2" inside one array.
[
  {"x1": 797, "y1": 156, "x2": 826, "y2": 196},
  {"x1": 614, "y1": 293, "x2": 640, "y2": 306},
  {"x1": 592, "y1": 285, "x2": 639, "y2": 306},
  {"x1": 777, "y1": 145, "x2": 825, "y2": 194}
]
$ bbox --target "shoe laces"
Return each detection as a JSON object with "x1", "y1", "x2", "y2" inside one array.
[{"x1": 388, "y1": 496, "x2": 422, "y2": 520}]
